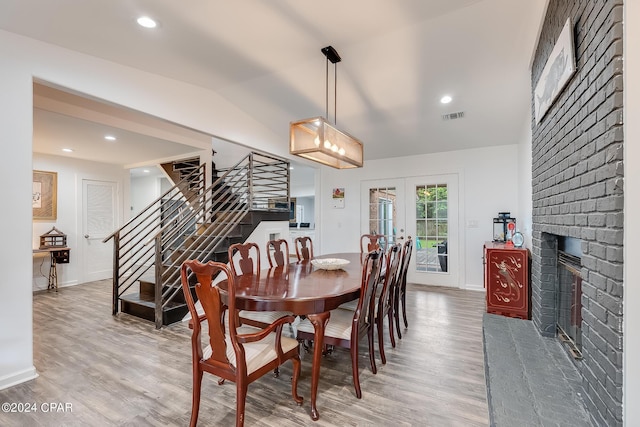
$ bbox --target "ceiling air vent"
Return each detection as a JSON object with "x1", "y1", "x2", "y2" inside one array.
[{"x1": 442, "y1": 111, "x2": 465, "y2": 121}]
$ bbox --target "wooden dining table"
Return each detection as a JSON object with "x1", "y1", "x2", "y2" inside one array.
[{"x1": 221, "y1": 252, "x2": 367, "y2": 421}]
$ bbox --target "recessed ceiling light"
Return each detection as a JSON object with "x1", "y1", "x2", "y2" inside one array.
[
  {"x1": 104, "y1": 135, "x2": 116, "y2": 141},
  {"x1": 289, "y1": 166, "x2": 294, "y2": 170},
  {"x1": 62, "y1": 148, "x2": 74, "y2": 153},
  {"x1": 137, "y1": 16, "x2": 157, "y2": 28},
  {"x1": 143, "y1": 169, "x2": 150, "y2": 173},
  {"x1": 440, "y1": 95, "x2": 452, "y2": 104}
]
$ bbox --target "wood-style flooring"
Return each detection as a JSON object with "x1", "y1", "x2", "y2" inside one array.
[{"x1": 0, "y1": 280, "x2": 489, "y2": 426}]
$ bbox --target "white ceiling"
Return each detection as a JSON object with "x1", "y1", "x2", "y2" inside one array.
[{"x1": 2, "y1": 0, "x2": 547, "y2": 167}]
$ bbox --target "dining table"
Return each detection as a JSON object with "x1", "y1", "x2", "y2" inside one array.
[{"x1": 221, "y1": 251, "x2": 367, "y2": 421}]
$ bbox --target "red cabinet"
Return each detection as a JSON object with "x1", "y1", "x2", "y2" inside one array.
[{"x1": 484, "y1": 242, "x2": 530, "y2": 319}]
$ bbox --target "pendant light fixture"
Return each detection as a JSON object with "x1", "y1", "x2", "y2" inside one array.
[{"x1": 289, "y1": 46, "x2": 363, "y2": 169}]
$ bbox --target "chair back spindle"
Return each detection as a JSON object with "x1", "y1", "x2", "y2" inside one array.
[
  {"x1": 375, "y1": 243, "x2": 402, "y2": 363},
  {"x1": 395, "y1": 238, "x2": 413, "y2": 339},
  {"x1": 294, "y1": 236, "x2": 314, "y2": 261},
  {"x1": 228, "y1": 242, "x2": 261, "y2": 276},
  {"x1": 360, "y1": 234, "x2": 386, "y2": 253},
  {"x1": 267, "y1": 239, "x2": 289, "y2": 267}
]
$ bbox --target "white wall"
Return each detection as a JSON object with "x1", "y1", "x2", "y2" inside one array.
[
  {"x1": 317, "y1": 144, "x2": 520, "y2": 289},
  {"x1": 291, "y1": 172, "x2": 316, "y2": 197},
  {"x1": 32, "y1": 153, "x2": 129, "y2": 291},
  {"x1": 295, "y1": 196, "x2": 315, "y2": 227},
  {"x1": 130, "y1": 175, "x2": 163, "y2": 216},
  {"x1": 0, "y1": 50, "x2": 37, "y2": 390},
  {"x1": 623, "y1": 1, "x2": 639, "y2": 424},
  {"x1": 0, "y1": 29, "x2": 288, "y2": 390}
]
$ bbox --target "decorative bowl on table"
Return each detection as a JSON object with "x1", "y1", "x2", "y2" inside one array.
[{"x1": 311, "y1": 258, "x2": 350, "y2": 270}]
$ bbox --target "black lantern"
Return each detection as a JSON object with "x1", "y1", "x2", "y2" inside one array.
[{"x1": 492, "y1": 212, "x2": 516, "y2": 242}]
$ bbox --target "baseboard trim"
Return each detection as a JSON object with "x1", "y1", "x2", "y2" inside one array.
[
  {"x1": 0, "y1": 366, "x2": 38, "y2": 391},
  {"x1": 33, "y1": 280, "x2": 80, "y2": 293}
]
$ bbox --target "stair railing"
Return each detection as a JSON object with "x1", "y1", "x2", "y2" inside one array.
[
  {"x1": 151, "y1": 152, "x2": 290, "y2": 327},
  {"x1": 103, "y1": 164, "x2": 206, "y2": 317},
  {"x1": 104, "y1": 152, "x2": 290, "y2": 328}
]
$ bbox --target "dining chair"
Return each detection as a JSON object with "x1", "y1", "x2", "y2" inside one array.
[
  {"x1": 180, "y1": 259, "x2": 302, "y2": 427},
  {"x1": 294, "y1": 236, "x2": 314, "y2": 261},
  {"x1": 228, "y1": 242, "x2": 261, "y2": 276},
  {"x1": 360, "y1": 234, "x2": 386, "y2": 253},
  {"x1": 394, "y1": 238, "x2": 413, "y2": 339},
  {"x1": 296, "y1": 249, "x2": 383, "y2": 399},
  {"x1": 228, "y1": 242, "x2": 292, "y2": 330},
  {"x1": 266, "y1": 238, "x2": 289, "y2": 267},
  {"x1": 374, "y1": 243, "x2": 402, "y2": 363}
]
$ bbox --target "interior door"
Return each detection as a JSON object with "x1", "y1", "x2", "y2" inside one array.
[
  {"x1": 82, "y1": 179, "x2": 118, "y2": 282},
  {"x1": 405, "y1": 174, "x2": 459, "y2": 287},
  {"x1": 361, "y1": 179, "x2": 406, "y2": 249}
]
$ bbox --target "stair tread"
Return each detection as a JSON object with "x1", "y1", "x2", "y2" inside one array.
[{"x1": 121, "y1": 293, "x2": 186, "y2": 309}]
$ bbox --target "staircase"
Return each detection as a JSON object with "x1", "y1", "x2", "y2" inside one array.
[
  {"x1": 104, "y1": 152, "x2": 291, "y2": 328},
  {"x1": 160, "y1": 157, "x2": 201, "y2": 204}
]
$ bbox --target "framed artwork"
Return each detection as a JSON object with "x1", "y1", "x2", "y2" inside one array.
[
  {"x1": 332, "y1": 187, "x2": 345, "y2": 209},
  {"x1": 534, "y1": 18, "x2": 576, "y2": 123},
  {"x1": 33, "y1": 170, "x2": 57, "y2": 220}
]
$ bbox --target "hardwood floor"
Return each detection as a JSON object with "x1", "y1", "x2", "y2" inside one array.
[{"x1": 1, "y1": 281, "x2": 489, "y2": 426}]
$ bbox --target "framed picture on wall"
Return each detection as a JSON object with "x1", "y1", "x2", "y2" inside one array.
[
  {"x1": 534, "y1": 18, "x2": 576, "y2": 123},
  {"x1": 332, "y1": 187, "x2": 345, "y2": 209},
  {"x1": 33, "y1": 170, "x2": 57, "y2": 221}
]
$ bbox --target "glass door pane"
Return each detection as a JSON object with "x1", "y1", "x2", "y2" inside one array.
[
  {"x1": 367, "y1": 187, "x2": 397, "y2": 248},
  {"x1": 361, "y1": 179, "x2": 405, "y2": 251},
  {"x1": 415, "y1": 184, "x2": 448, "y2": 272}
]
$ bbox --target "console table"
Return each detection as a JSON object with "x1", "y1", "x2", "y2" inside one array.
[
  {"x1": 483, "y1": 242, "x2": 530, "y2": 319},
  {"x1": 33, "y1": 247, "x2": 70, "y2": 291}
]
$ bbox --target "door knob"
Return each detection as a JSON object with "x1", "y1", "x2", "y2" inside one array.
[{"x1": 84, "y1": 234, "x2": 90, "y2": 238}]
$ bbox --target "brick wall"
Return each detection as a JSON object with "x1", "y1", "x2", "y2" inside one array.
[{"x1": 530, "y1": 1, "x2": 624, "y2": 426}]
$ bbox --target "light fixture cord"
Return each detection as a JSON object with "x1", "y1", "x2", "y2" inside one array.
[
  {"x1": 324, "y1": 48, "x2": 339, "y2": 125},
  {"x1": 325, "y1": 55, "x2": 329, "y2": 121},
  {"x1": 334, "y1": 60, "x2": 337, "y2": 126}
]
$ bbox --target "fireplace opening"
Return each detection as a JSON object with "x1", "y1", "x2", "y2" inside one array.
[{"x1": 556, "y1": 240, "x2": 583, "y2": 360}]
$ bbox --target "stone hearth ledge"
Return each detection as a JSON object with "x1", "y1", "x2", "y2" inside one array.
[{"x1": 482, "y1": 313, "x2": 592, "y2": 427}]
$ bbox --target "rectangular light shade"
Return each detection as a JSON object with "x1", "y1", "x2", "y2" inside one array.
[{"x1": 290, "y1": 117, "x2": 363, "y2": 169}]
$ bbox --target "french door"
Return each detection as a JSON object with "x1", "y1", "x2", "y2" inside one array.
[{"x1": 362, "y1": 174, "x2": 459, "y2": 287}]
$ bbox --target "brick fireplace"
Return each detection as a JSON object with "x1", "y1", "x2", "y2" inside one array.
[{"x1": 530, "y1": 1, "x2": 624, "y2": 426}]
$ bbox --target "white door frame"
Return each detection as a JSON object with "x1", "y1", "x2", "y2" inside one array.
[{"x1": 404, "y1": 173, "x2": 461, "y2": 287}]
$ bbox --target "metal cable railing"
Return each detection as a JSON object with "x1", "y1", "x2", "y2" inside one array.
[{"x1": 104, "y1": 152, "x2": 290, "y2": 328}]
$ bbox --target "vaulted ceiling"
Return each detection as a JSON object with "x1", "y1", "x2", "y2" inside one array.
[{"x1": 1, "y1": 0, "x2": 547, "y2": 167}]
